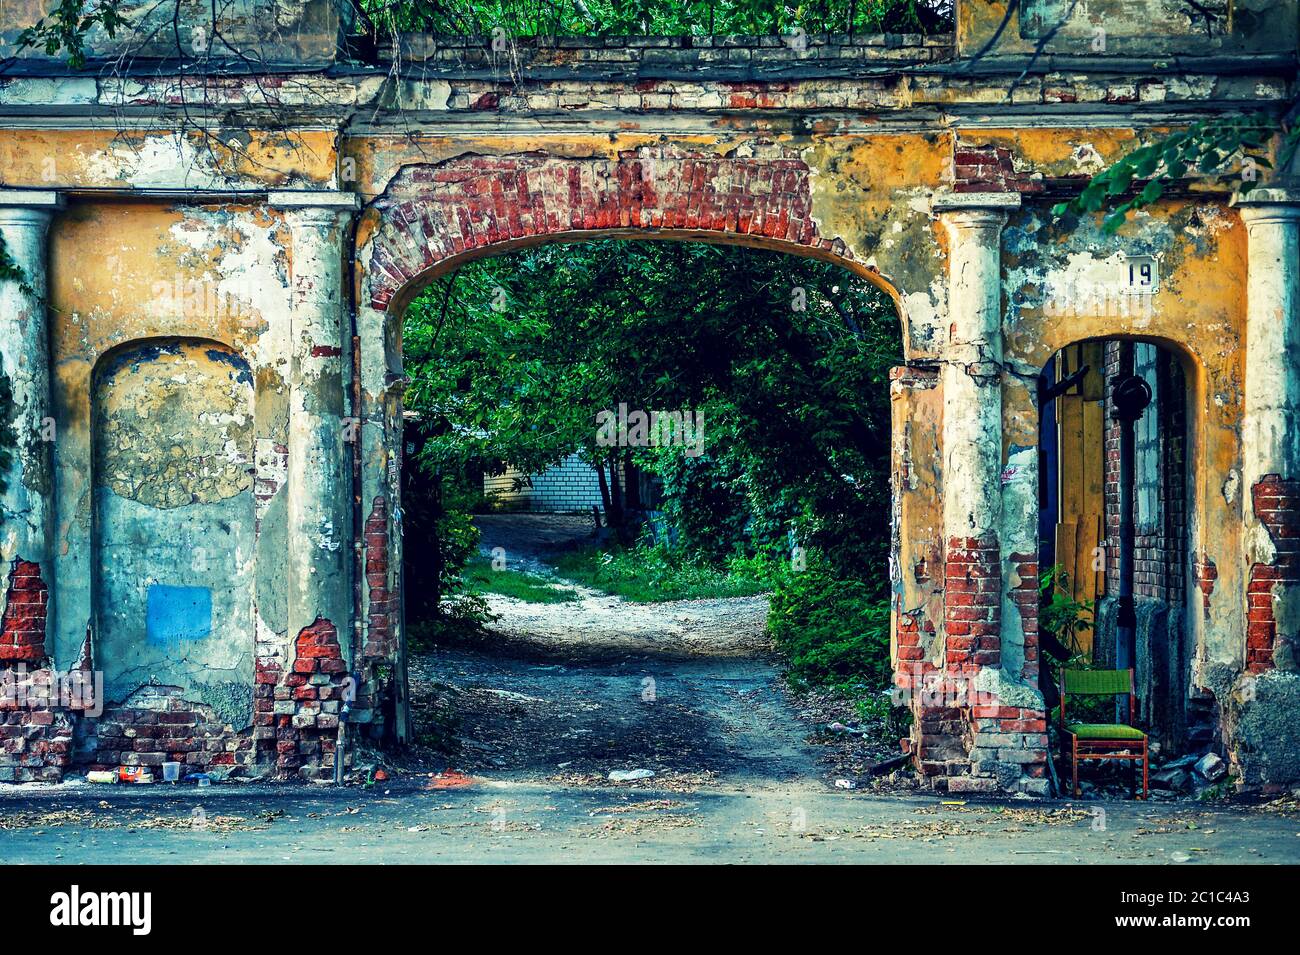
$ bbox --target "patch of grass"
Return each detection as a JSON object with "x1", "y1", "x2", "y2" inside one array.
[
  {"x1": 461, "y1": 557, "x2": 580, "y2": 604},
  {"x1": 551, "y1": 542, "x2": 773, "y2": 602}
]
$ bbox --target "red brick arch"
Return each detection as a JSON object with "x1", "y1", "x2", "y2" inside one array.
[{"x1": 362, "y1": 146, "x2": 889, "y2": 314}]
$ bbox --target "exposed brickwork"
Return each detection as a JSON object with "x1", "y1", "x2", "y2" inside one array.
[
  {"x1": 254, "y1": 653, "x2": 281, "y2": 764},
  {"x1": 1102, "y1": 342, "x2": 1188, "y2": 605},
  {"x1": 963, "y1": 703, "x2": 1050, "y2": 792},
  {"x1": 887, "y1": 365, "x2": 1046, "y2": 793},
  {"x1": 367, "y1": 147, "x2": 850, "y2": 310},
  {"x1": 364, "y1": 497, "x2": 394, "y2": 660},
  {"x1": 270, "y1": 618, "x2": 350, "y2": 780},
  {"x1": 384, "y1": 33, "x2": 952, "y2": 88},
  {"x1": 944, "y1": 534, "x2": 1001, "y2": 669},
  {"x1": 1135, "y1": 349, "x2": 1186, "y2": 602},
  {"x1": 0, "y1": 561, "x2": 58, "y2": 780},
  {"x1": 86, "y1": 693, "x2": 253, "y2": 774},
  {"x1": 1102, "y1": 343, "x2": 1123, "y2": 593},
  {"x1": 952, "y1": 142, "x2": 1045, "y2": 195},
  {"x1": 0, "y1": 559, "x2": 48, "y2": 664},
  {"x1": 484, "y1": 453, "x2": 607, "y2": 512},
  {"x1": 0, "y1": 668, "x2": 74, "y2": 782},
  {"x1": 892, "y1": 609, "x2": 930, "y2": 666},
  {"x1": 1010, "y1": 552, "x2": 1040, "y2": 685},
  {"x1": 921, "y1": 535, "x2": 1048, "y2": 793},
  {"x1": 1195, "y1": 555, "x2": 1218, "y2": 620},
  {"x1": 1246, "y1": 474, "x2": 1300, "y2": 673}
]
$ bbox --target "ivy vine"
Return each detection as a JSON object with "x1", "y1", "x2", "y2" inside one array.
[{"x1": 1053, "y1": 113, "x2": 1296, "y2": 232}]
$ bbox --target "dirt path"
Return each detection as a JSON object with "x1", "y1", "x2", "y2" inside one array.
[
  {"x1": 410, "y1": 513, "x2": 820, "y2": 788},
  {"x1": 411, "y1": 649, "x2": 819, "y2": 788},
  {"x1": 471, "y1": 513, "x2": 769, "y2": 657}
]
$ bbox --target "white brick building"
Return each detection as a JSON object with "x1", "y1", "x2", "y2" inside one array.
[{"x1": 483, "y1": 453, "x2": 607, "y2": 512}]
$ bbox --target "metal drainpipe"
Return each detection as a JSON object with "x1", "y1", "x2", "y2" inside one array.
[
  {"x1": 1111, "y1": 372, "x2": 1152, "y2": 718},
  {"x1": 339, "y1": 200, "x2": 364, "y2": 787}
]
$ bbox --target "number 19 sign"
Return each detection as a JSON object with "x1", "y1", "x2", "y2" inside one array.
[{"x1": 1123, "y1": 254, "x2": 1159, "y2": 294}]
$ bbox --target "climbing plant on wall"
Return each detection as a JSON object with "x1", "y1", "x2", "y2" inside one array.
[
  {"x1": 9, "y1": 0, "x2": 953, "y2": 70},
  {"x1": 1054, "y1": 113, "x2": 1295, "y2": 232},
  {"x1": 359, "y1": 0, "x2": 952, "y2": 36},
  {"x1": 0, "y1": 372, "x2": 16, "y2": 499}
]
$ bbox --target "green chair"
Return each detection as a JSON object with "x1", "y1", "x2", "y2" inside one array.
[{"x1": 1060, "y1": 668, "x2": 1147, "y2": 800}]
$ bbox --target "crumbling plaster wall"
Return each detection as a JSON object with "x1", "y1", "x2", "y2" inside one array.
[
  {"x1": 981, "y1": 125, "x2": 1260, "y2": 775},
  {"x1": 45, "y1": 199, "x2": 301, "y2": 759},
  {"x1": 93, "y1": 341, "x2": 256, "y2": 717},
  {"x1": 0, "y1": 6, "x2": 1288, "y2": 782},
  {"x1": 961, "y1": 0, "x2": 1297, "y2": 58},
  {"x1": 0, "y1": 129, "x2": 339, "y2": 192},
  {"x1": 1004, "y1": 199, "x2": 1246, "y2": 683}
]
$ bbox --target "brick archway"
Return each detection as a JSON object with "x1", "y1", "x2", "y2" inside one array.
[
  {"x1": 360, "y1": 146, "x2": 898, "y2": 315},
  {"x1": 355, "y1": 146, "x2": 910, "y2": 765}
]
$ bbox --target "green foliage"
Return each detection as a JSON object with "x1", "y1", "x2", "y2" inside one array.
[
  {"x1": 19, "y1": 0, "x2": 951, "y2": 75},
  {"x1": 767, "y1": 549, "x2": 892, "y2": 693},
  {"x1": 1038, "y1": 565, "x2": 1118, "y2": 724},
  {"x1": 0, "y1": 236, "x2": 32, "y2": 297},
  {"x1": 1052, "y1": 114, "x2": 1291, "y2": 233},
  {"x1": 0, "y1": 372, "x2": 15, "y2": 499},
  {"x1": 647, "y1": 447, "x2": 755, "y2": 562},
  {"x1": 1037, "y1": 564, "x2": 1093, "y2": 657},
  {"x1": 401, "y1": 238, "x2": 902, "y2": 624},
  {"x1": 552, "y1": 539, "x2": 775, "y2": 602},
  {"x1": 461, "y1": 556, "x2": 581, "y2": 603},
  {"x1": 15, "y1": 0, "x2": 125, "y2": 68},
  {"x1": 362, "y1": 0, "x2": 951, "y2": 37},
  {"x1": 400, "y1": 459, "x2": 490, "y2": 624}
]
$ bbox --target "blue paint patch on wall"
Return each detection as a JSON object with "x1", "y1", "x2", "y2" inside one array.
[{"x1": 146, "y1": 585, "x2": 213, "y2": 647}]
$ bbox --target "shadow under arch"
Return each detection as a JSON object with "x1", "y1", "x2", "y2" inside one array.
[
  {"x1": 91, "y1": 335, "x2": 251, "y2": 388},
  {"x1": 380, "y1": 228, "x2": 909, "y2": 332}
]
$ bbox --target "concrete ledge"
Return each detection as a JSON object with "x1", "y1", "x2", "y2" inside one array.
[
  {"x1": 1231, "y1": 187, "x2": 1300, "y2": 208},
  {"x1": 0, "y1": 189, "x2": 65, "y2": 209},
  {"x1": 931, "y1": 191, "x2": 1023, "y2": 213},
  {"x1": 269, "y1": 191, "x2": 361, "y2": 210}
]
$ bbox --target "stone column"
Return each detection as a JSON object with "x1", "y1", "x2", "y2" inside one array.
[
  {"x1": 0, "y1": 191, "x2": 63, "y2": 664},
  {"x1": 1234, "y1": 189, "x2": 1300, "y2": 674},
  {"x1": 270, "y1": 192, "x2": 360, "y2": 655},
  {"x1": 923, "y1": 192, "x2": 1034, "y2": 794},
  {"x1": 934, "y1": 193, "x2": 1019, "y2": 674}
]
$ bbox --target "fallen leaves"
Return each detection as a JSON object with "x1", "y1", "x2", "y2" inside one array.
[{"x1": 0, "y1": 806, "x2": 269, "y2": 834}]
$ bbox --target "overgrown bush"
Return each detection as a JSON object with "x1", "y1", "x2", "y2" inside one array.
[
  {"x1": 648, "y1": 447, "x2": 755, "y2": 562},
  {"x1": 768, "y1": 550, "x2": 892, "y2": 695},
  {"x1": 401, "y1": 445, "x2": 493, "y2": 636}
]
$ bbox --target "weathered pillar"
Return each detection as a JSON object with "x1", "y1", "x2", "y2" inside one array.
[
  {"x1": 927, "y1": 192, "x2": 1035, "y2": 793},
  {"x1": 0, "y1": 191, "x2": 63, "y2": 664},
  {"x1": 935, "y1": 194, "x2": 1018, "y2": 675},
  {"x1": 1234, "y1": 190, "x2": 1300, "y2": 677},
  {"x1": 271, "y1": 191, "x2": 360, "y2": 655}
]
